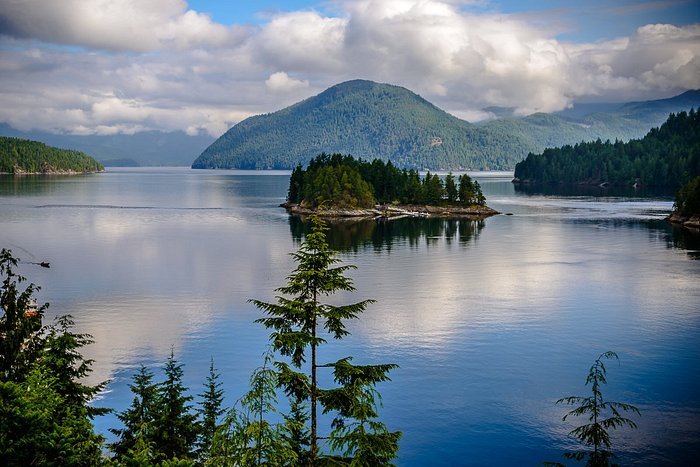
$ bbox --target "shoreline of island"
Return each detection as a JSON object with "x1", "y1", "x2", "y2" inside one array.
[{"x1": 281, "y1": 201, "x2": 500, "y2": 220}]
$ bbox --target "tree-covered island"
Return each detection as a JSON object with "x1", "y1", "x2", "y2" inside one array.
[
  {"x1": 0, "y1": 137, "x2": 104, "y2": 174},
  {"x1": 282, "y1": 153, "x2": 499, "y2": 219}
]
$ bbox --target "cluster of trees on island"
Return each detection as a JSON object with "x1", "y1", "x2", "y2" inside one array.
[
  {"x1": 1, "y1": 221, "x2": 642, "y2": 466},
  {"x1": 0, "y1": 137, "x2": 104, "y2": 174},
  {"x1": 287, "y1": 153, "x2": 486, "y2": 209},
  {"x1": 513, "y1": 110, "x2": 700, "y2": 188}
]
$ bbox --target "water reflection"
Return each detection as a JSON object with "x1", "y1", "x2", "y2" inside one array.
[
  {"x1": 288, "y1": 216, "x2": 485, "y2": 252},
  {"x1": 513, "y1": 182, "x2": 676, "y2": 199},
  {"x1": 666, "y1": 225, "x2": 700, "y2": 259}
]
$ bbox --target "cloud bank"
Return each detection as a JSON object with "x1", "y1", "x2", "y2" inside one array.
[{"x1": 0, "y1": 0, "x2": 698, "y2": 136}]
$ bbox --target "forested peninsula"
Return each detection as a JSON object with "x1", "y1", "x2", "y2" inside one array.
[
  {"x1": 282, "y1": 153, "x2": 498, "y2": 219},
  {"x1": 0, "y1": 137, "x2": 104, "y2": 174},
  {"x1": 512, "y1": 110, "x2": 699, "y2": 188}
]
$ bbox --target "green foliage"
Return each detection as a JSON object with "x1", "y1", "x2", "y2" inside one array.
[
  {"x1": 0, "y1": 364, "x2": 104, "y2": 465},
  {"x1": 110, "y1": 353, "x2": 203, "y2": 465},
  {"x1": 192, "y1": 80, "x2": 700, "y2": 171},
  {"x1": 208, "y1": 348, "x2": 296, "y2": 466},
  {"x1": 111, "y1": 365, "x2": 160, "y2": 459},
  {"x1": 154, "y1": 350, "x2": 200, "y2": 462},
  {"x1": 0, "y1": 136, "x2": 104, "y2": 174},
  {"x1": 0, "y1": 248, "x2": 45, "y2": 381},
  {"x1": 0, "y1": 248, "x2": 106, "y2": 465},
  {"x1": 514, "y1": 109, "x2": 700, "y2": 187},
  {"x1": 251, "y1": 216, "x2": 401, "y2": 465},
  {"x1": 674, "y1": 175, "x2": 700, "y2": 217},
  {"x1": 197, "y1": 358, "x2": 225, "y2": 460},
  {"x1": 289, "y1": 153, "x2": 486, "y2": 208},
  {"x1": 556, "y1": 351, "x2": 640, "y2": 466}
]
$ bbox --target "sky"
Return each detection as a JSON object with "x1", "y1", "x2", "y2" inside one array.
[{"x1": 0, "y1": 0, "x2": 698, "y2": 137}]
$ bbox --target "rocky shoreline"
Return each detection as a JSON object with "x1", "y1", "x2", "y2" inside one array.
[
  {"x1": 4, "y1": 167, "x2": 104, "y2": 175},
  {"x1": 281, "y1": 202, "x2": 500, "y2": 220},
  {"x1": 667, "y1": 212, "x2": 700, "y2": 230}
]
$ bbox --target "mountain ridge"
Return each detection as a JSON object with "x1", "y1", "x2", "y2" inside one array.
[{"x1": 193, "y1": 81, "x2": 700, "y2": 171}]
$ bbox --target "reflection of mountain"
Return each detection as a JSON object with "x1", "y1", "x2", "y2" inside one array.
[{"x1": 289, "y1": 216, "x2": 485, "y2": 252}]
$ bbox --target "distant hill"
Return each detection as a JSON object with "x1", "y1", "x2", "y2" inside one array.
[
  {"x1": 512, "y1": 109, "x2": 700, "y2": 187},
  {"x1": 0, "y1": 124, "x2": 214, "y2": 167},
  {"x1": 0, "y1": 136, "x2": 104, "y2": 174},
  {"x1": 193, "y1": 80, "x2": 700, "y2": 171},
  {"x1": 194, "y1": 80, "x2": 478, "y2": 170}
]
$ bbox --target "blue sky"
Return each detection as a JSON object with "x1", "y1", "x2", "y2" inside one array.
[
  {"x1": 189, "y1": 0, "x2": 700, "y2": 41},
  {"x1": 0, "y1": 0, "x2": 698, "y2": 136}
]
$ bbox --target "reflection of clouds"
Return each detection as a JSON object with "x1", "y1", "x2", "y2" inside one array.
[
  {"x1": 344, "y1": 214, "x2": 700, "y2": 350},
  {"x1": 68, "y1": 294, "x2": 214, "y2": 386}
]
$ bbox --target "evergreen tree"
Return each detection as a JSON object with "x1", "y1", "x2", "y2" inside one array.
[
  {"x1": 423, "y1": 172, "x2": 444, "y2": 205},
  {"x1": 556, "y1": 351, "x2": 640, "y2": 466},
  {"x1": 41, "y1": 314, "x2": 109, "y2": 417},
  {"x1": 0, "y1": 248, "x2": 45, "y2": 381},
  {"x1": 282, "y1": 398, "x2": 310, "y2": 466},
  {"x1": 251, "y1": 216, "x2": 401, "y2": 466},
  {"x1": 154, "y1": 349, "x2": 199, "y2": 462},
  {"x1": 0, "y1": 248, "x2": 105, "y2": 465},
  {"x1": 445, "y1": 172, "x2": 458, "y2": 203},
  {"x1": 110, "y1": 365, "x2": 160, "y2": 459},
  {"x1": 287, "y1": 164, "x2": 304, "y2": 203},
  {"x1": 197, "y1": 357, "x2": 225, "y2": 460},
  {"x1": 674, "y1": 175, "x2": 700, "y2": 217},
  {"x1": 209, "y1": 348, "x2": 295, "y2": 466}
]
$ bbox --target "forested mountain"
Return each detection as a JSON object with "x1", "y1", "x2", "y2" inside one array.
[
  {"x1": 192, "y1": 80, "x2": 700, "y2": 171},
  {"x1": 0, "y1": 137, "x2": 104, "y2": 174},
  {"x1": 194, "y1": 80, "x2": 479, "y2": 170},
  {"x1": 0, "y1": 124, "x2": 214, "y2": 167},
  {"x1": 512, "y1": 110, "x2": 700, "y2": 187}
]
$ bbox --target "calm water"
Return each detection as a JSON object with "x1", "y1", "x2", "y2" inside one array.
[{"x1": 1, "y1": 168, "x2": 699, "y2": 465}]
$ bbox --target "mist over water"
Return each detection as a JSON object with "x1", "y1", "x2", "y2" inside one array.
[{"x1": 1, "y1": 168, "x2": 698, "y2": 465}]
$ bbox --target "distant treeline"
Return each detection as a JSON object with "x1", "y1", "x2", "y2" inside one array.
[
  {"x1": 0, "y1": 137, "x2": 104, "y2": 174},
  {"x1": 287, "y1": 153, "x2": 485, "y2": 209},
  {"x1": 513, "y1": 110, "x2": 700, "y2": 187}
]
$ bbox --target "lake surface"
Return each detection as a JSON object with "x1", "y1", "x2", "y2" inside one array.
[{"x1": 1, "y1": 168, "x2": 699, "y2": 465}]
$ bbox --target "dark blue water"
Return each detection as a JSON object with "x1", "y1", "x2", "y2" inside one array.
[{"x1": 1, "y1": 168, "x2": 698, "y2": 465}]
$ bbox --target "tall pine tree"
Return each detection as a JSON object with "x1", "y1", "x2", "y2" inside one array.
[
  {"x1": 197, "y1": 357, "x2": 225, "y2": 460},
  {"x1": 153, "y1": 349, "x2": 199, "y2": 462},
  {"x1": 251, "y1": 216, "x2": 401, "y2": 465}
]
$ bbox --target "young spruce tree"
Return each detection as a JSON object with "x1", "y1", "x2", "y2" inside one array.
[
  {"x1": 251, "y1": 215, "x2": 401, "y2": 466},
  {"x1": 197, "y1": 357, "x2": 225, "y2": 461},
  {"x1": 153, "y1": 349, "x2": 199, "y2": 462},
  {"x1": 556, "y1": 351, "x2": 640, "y2": 467}
]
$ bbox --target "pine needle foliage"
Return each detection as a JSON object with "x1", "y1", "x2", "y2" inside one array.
[
  {"x1": 556, "y1": 351, "x2": 640, "y2": 467},
  {"x1": 197, "y1": 357, "x2": 225, "y2": 460},
  {"x1": 251, "y1": 215, "x2": 401, "y2": 466},
  {"x1": 208, "y1": 348, "x2": 296, "y2": 466}
]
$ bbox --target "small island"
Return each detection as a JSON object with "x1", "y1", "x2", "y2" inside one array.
[
  {"x1": 282, "y1": 153, "x2": 499, "y2": 219},
  {"x1": 0, "y1": 136, "x2": 104, "y2": 174},
  {"x1": 668, "y1": 175, "x2": 700, "y2": 230}
]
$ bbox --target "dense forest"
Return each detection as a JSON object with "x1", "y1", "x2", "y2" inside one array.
[
  {"x1": 0, "y1": 137, "x2": 104, "y2": 174},
  {"x1": 192, "y1": 79, "x2": 700, "y2": 171},
  {"x1": 0, "y1": 124, "x2": 214, "y2": 167},
  {"x1": 673, "y1": 176, "x2": 700, "y2": 219},
  {"x1": 513, "y1": 109, "x2": 700, "y2": 187},
  {"x1": 287, "y1": 153, "x2": 485, "y2": 209}
]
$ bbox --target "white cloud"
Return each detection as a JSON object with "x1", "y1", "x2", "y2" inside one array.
[
  {"x1": 0, "y1": 0, "x2": 234, "y2": 51},
  {"x1": 0, "y1": 0, "x2": 698, "y2": 137},
  {"x1": 265, "y1": 72, "x2": 310, "y2": 93}
]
